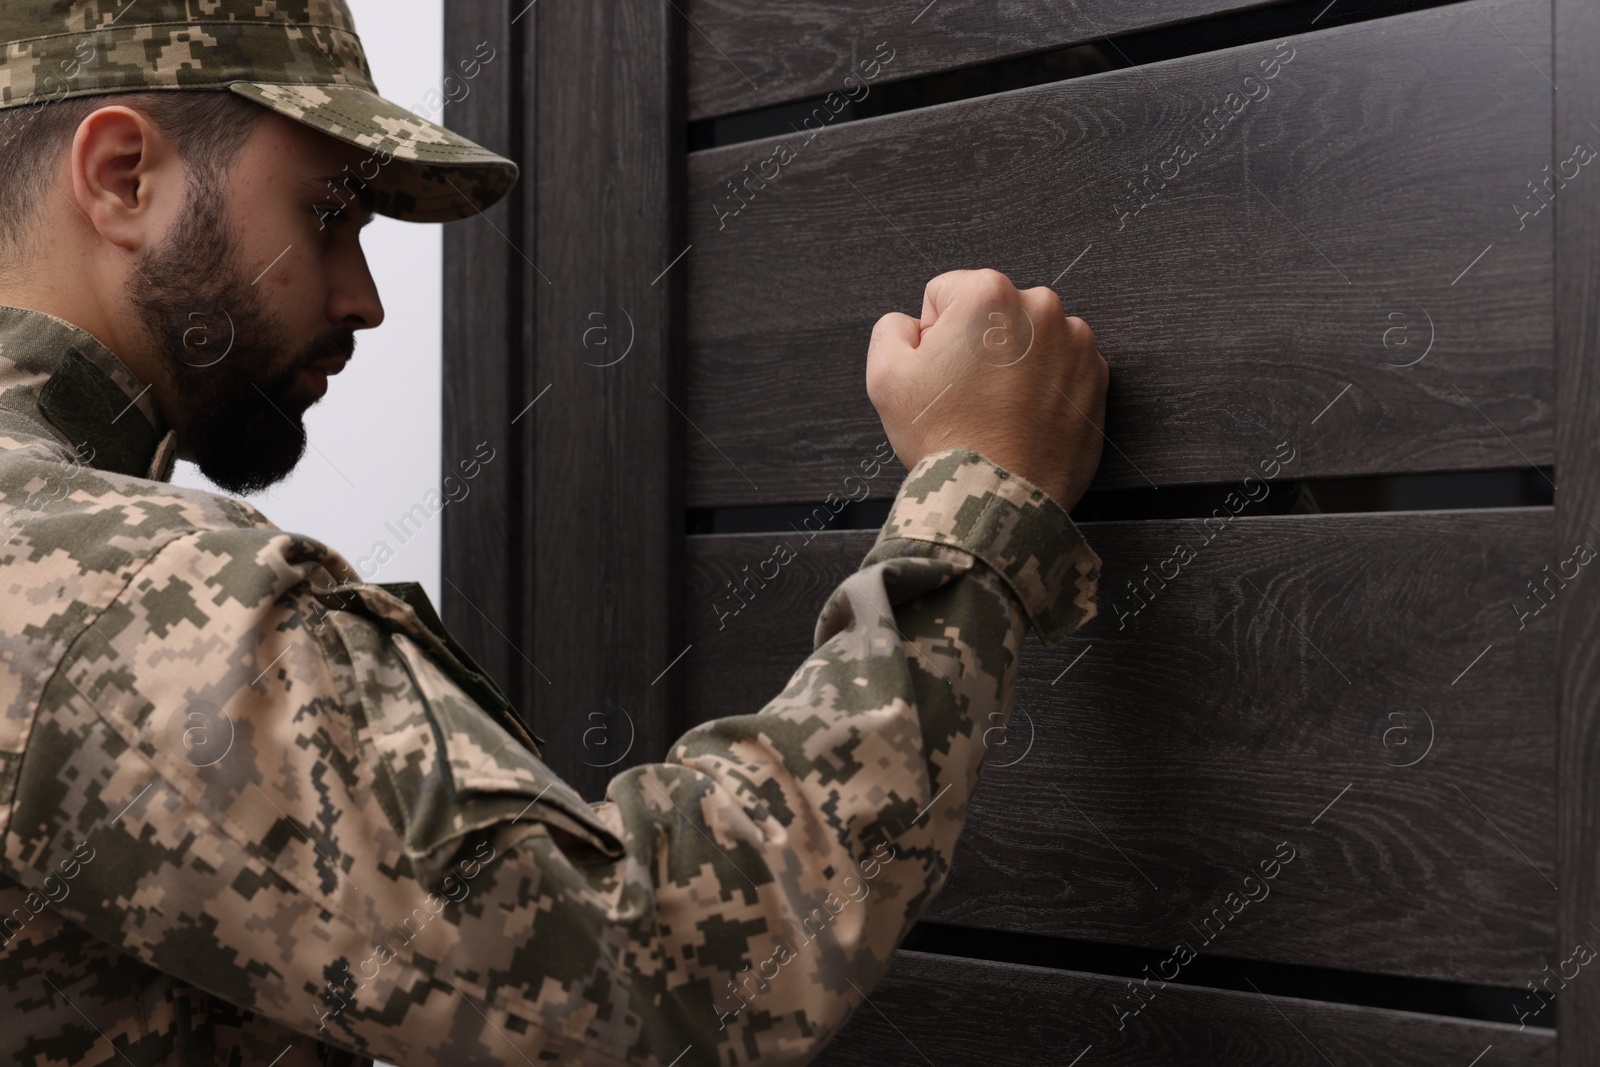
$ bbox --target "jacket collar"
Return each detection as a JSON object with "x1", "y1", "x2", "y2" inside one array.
[{"x1": 0, "y1": 304, "x2": 176, "y2": 482}]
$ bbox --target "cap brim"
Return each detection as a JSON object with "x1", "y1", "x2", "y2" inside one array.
[{"x1": 228, "y1": 82, "x2": 519, "y2": 223}]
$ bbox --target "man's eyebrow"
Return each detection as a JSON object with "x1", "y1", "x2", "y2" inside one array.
[{"x1": 310, "y1": 174, "x2": 378, "y2": 225}]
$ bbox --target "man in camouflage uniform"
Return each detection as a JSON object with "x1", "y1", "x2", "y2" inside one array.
[{"x1": 0, "y1": 2, "x2": 1107, "y2": 1064}]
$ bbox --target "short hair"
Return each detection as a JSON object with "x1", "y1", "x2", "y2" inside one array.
[{"x1": 0, "y1": 89, "x2": 268, "y2": 262}]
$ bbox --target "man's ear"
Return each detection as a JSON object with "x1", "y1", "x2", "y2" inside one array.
[{"x1": 69, "y1": 105, "x2": 182, "y2": 256}]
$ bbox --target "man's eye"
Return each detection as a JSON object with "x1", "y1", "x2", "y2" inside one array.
[{"x1": 315, "y1": 205, "x2": 348, "y2": 231}]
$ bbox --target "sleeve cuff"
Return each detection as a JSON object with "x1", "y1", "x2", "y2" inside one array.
[{"x1": 870, "y1": 448, "x2": 1101, "y2": 644}]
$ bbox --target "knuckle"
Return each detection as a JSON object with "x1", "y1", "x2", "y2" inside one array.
[
  {"x1": 865, "y1": 352, "x2": 888, "y2": 390},
  {"x1": 928, "y1": 268, "x2": 971, "y2": 295},
  {"x1": 1064, "y1": 315, "x2": 1096, "y2": 346},
  {"x1": 1027, "y1": 286, "x2": 1064, "y2": 317},
  {"x1": 970, "y1": 268, "x2": 1013, "y2": 300}
]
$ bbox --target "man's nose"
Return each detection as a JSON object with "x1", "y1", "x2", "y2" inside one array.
[{"x1": 329, "y1": 249, "x2": 385, "y2": 330}]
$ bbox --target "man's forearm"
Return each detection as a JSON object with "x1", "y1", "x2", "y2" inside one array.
[{"x1": 591, "y1": 447, "x2": 1101, "y2": 1063}]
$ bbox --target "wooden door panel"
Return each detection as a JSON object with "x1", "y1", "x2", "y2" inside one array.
[
  {"x1": 687, "y1": 508, "x2": 1556, "y2": 983},
  {"x1": 684, "y1": 0, "x2": 1552, "y2": 507}
]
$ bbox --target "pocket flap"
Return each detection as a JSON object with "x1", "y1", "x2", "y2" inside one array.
[{"x1": 386, "y1": 632, "x2": 625, "y2": 861}]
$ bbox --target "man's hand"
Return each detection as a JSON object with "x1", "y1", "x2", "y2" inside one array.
[{"x1": 865, "y1": 268, "x2": 1109, "y2": 511}]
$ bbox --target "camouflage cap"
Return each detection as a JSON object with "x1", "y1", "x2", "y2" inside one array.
[{"x1": 0, "y1": 0, "x2": 519, "y2": 222}]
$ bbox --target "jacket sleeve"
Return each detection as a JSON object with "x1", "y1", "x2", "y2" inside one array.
[{"x1": 5, "y1": 447, "x2": 1099, "y2": 1066}]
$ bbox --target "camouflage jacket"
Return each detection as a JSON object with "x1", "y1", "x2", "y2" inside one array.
[{"x1": 0, "y1": 304, "x2": 1102, "y2": 1066}]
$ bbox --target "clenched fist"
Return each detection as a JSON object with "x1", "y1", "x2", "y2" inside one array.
[{"x1": 865, "y1": 269, "x2": 1109, "y2": 511}]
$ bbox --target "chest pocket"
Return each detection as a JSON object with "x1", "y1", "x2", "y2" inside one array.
[{"x1": 312, "y1": 581, "x2": 624, "y2": 864}]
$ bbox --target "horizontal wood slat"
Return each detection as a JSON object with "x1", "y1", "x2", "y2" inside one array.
[
  {"x1": 813, "y1": 951, "x2": 1555, "y2": 1066},
  {"x1": 686, "y1": 0, "x2": 1289, "y2": 122},
  {"x1": 685, "y1": 509, "x2": 1557, "y2": 983},
  {"x1": 684, "y1": 0, "x2": 1552, "y2": 508}
]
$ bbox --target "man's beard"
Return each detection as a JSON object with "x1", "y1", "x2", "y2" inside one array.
[{"x1": 125, "y1": 180, "x2": 354, "y2": 495}]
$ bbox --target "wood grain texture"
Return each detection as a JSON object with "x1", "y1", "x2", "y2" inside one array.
[
  {"x1": 684, "y1": 0, "x2": 1553, "y2": 507},
  {"x1": 1553, "y1": 1, "x2": 1600, "y2": 1064},
  {"x1": 441, "y1": 3, "x2": 526, "y2": 714},
  {"x1": 527, "y1": 2, "x2": 688, "y2": 799},
  {"x1": 683, "y1": 0, "x2": 1280, "y2": 121},
  {"x1": 686, "y1": 509, "x2": 1556, "y2": 983},
  {"x1": 813, "y1": 950, "x2": 1555, "y2": 1067}
]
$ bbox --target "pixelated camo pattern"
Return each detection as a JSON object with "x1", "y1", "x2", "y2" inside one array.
[
  {"x1": 877, "y1": 449, "x2": 1102, "y2": 644},
  {"x1": 0, "y1": 0, "x2": 517, "y2": 222},
  {"x1": 0, "y1": 306, "x2": 1099, "y2": 1065}
]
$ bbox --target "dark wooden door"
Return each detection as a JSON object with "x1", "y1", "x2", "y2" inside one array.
[{"x1": 443, "y1": 1, "x2": 1599, "y2": 1062}]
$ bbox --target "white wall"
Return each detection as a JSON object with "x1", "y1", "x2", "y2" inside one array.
[{"x1": 173, "y1": 0, "x2": 448, "y2": 607}]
